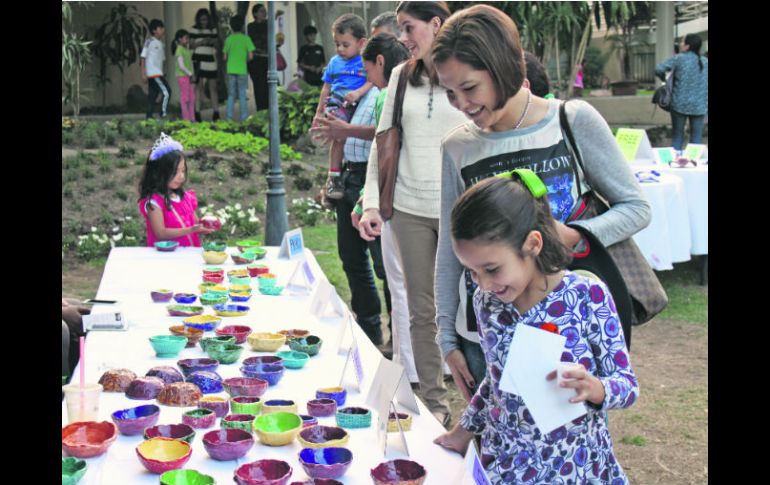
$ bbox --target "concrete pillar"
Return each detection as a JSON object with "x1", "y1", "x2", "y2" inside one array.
[
  {"x1": 655, "y1": 2, "x2": 675, "y2": 65},
  {"x1": 163, "y1": 1, "x2": 183, "y2": 107}
]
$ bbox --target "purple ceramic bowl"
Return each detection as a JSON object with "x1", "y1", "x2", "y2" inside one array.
[
  {"x1": 145, "y1": 366, "x2": 184, "y2": 385},
  {"x1": 240, "y1": 364, "x2": 285, "y2": 386},
  {"x1": 177, "y1": 358, "x2": 220, "y2": 378},
  {"x1": 111, "y1": 404, "x2": 161, "y2": 436},
  {"x1": 298, "y1": 426, "x2": 349, "y2": 447},
  {"x1": 234, "y1": 459, "x2": 293, "y2": 485},
  {"x1": 126, "y1": 377, "x2": 166, "y2": 400},
  {"x1": 306, "y1": 399, "x2": 337, "y2": 418},
  {"x1": 299, "y1": 415, "x2": 318, "y2": 428},
  {"x1": 143, "y1": 423, "x2": 196, "y2": 443},
  {"x1": 182, "y1": 408, "x2": 217, "y2": 429},
  {"x1": 289, "y1": 480, "x2": 343, "y2": 485},
  {"x1": 186, "y1": 371, "x2": 224, "y2": 394},
  {"x1": 198, "y1": 396, "x2": 230, "y2": 417},
  {"x1": 202, "y1": 428, "x2": 255, "y2": 461},
  {"x1": 223, "y1": 377, "x2": 268, "y2": 398},
  {"x1": 370, "y1": 459, "x2": 427, "y2": 485},
  {"x1": 243, "y1": 355, "x2": 285, "y2": 367},
  {"x1": 315, "y1": 387, "x2": 346, "y2": 407},
  {"x1": 151, "y1": 290, "x2": 174, "y2": 303},
  {"x1": 299, "y1": 447, "x2": 353, "y2": 480}
]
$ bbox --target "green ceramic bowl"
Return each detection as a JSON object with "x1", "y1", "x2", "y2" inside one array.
[
  {"x1": 221, "y1": 413, "x2": 257, "y2": 433},
  {"x1": 199, "y1": 292, "x2": 228, "y2": 306},
  {"x1": 235, "y1": 239, "x2": 261, "y2": 253},
  {"x1": 62, "y1": 457, "x2": 87, "y2": 485},
  {"x1": 149, "y1": 335, "x2": 188, "y2": 358},
  {"x1": 243, "y1": 247, "x2": 267, "y2": 260},
  {"x1": 253, "y1": 412, "x2": 302, "y2": 446},
  {"x1": 159, "y1": 469, "x2": 215, "y2": 485},
  {"x1": 275, "y1": 351, "x2": 310, "y2": 369},
  {"x1": 231, "y1": 252, "x2": 256, "y2": 265},
  {"x1": 229, "y1": 276, "x2": 251, "y2": 286},
  {"x1": 202, "y1": 241, "x2": 227, "y2": 252},
  {"x1": 200, "y1": 335, "x2": 236, "y2": 352},
  {"x1": 287, "y1": 335, "x2": 323, "y2": 357},
  {"x1": 206, "y1": 344, "x2": 244, "y2": 365},
  {"x1": 230, "y1": 396, "x2": 263, "y2": 415},
  {"x1": 259, "y1": 285, "x2": 284, "y2": 297}
]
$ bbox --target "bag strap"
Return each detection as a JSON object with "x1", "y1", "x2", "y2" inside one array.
[
  {"x1": 170, "y1": 203, "x2": 195, "y2": 246},
  {"x1": 390, "y1": 64, "x2": 410, "y2": 129},
  {"x1": 558, "y1": 100, "x2": 586, "y2": 200}
]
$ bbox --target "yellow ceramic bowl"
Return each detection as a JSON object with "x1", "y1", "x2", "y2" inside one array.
[
  {"x1": 261, "y1": 400, "x2": 298, "y2": 415},
  {"x1": 213, "y1": 306, "x2": 249, "y2": 317},
  {"x1": 202, "y1": 251, "x2": 228, "y2": 264},
  {"x1": 253, "y1": 412, "x2": 301, "y2": 446},
  {"x1": 229, "y1": 284, "x2": 252, "y2": 293},
  {"x1": 296, "y1": 425, "x2": 350, "y2": 449},
  {"x1": 387, "y1": 413, "x2": 413, "y2": 432},
  {"x1": 135, "y1": 437, "x2": 192, "y2": 473},
  {"x1": 227, "y1": 269, "x2": 249, "y2": 278},
  {"x1": 182, "y1": 315, "x2": 222, "y2": 326},
  {"x1": 247, "y1": 332, "x2": 286, "y2": 352}
]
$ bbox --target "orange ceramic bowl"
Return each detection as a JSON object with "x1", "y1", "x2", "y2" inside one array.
[{"x1": 62, "y1": 421, "x2": 118, "y2": 458}]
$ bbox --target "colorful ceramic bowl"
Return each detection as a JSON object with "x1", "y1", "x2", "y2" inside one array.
[
  {"x1": 111, "y1": 404, "x2": 161, "y2": 435},
  {"x1": 259, "y1": 286, "x2": 284, "y2": 296},
  {"x1": 202, "y1": 251, "x2": 228, "y2": 264},
  {"x1": 288, "y1": 480, "x2": 342, "y2": 485},
  {"x1": 177, "y1": 358, "x2": 220, "y2": 378},
  {"x1": 253, "y1": 412, "x2": 302, "y2": 446},
  {"x1": 186, "y1": 370, "x2": 224, "y2": 394},
  {"x1": 61, "y1": 421, "x2": 118, "y2": 458},
  {"x1": 203, "y1": 428, "x2": 255, "y2": 461},
  {"x1": 206, "y1": 285, "x2": 229, "y2": 296},
  {"x1": 200, "y1": 292, "x2": 228, "y2": 306},
  {"x1": 199, "y1": 282, "x2": 218, "y2": 293},
  {"x1": 136, "y1": 437, "x2": 192, "y2": 474},
  {"x1": 230, "y1": 291, "x2": 252, "y2": 302},
  {"x1": 315, "y1": 387, "x2": 346, "y2": 407},
  {"x1": 156, "y1": 382, "x2": 203, "y2": 407},
  {"x1": 243, "y1": 247, "x2": 267, "y2": 260},
  {"x1": 387, "y1": 412, "x2": 413, "y2": 432},
  {"x1": 288, "y1": 336, "x2": 322, "y2": 357},
  {"x1": 276, "y1": 351, "x2": 309, "y2": 370},
  {"x1": 182, "y1": 315, "x2": 222, "y2": 332},
  {"x1": 221, "y1": 413, "x2": 257, "y2": 433},
  {"x1": 203, "y1": 265, "x2": 225, "y2": 275},
  {"x1": 230, "y1": 276, "x2": 251, "y2": 286},
  {"x1": 247, "y1": 332, "x2": 286, "y2": 352},
  {"x1": 200, "y1": 335, "x2": 237, "y2": 352},
  {"x1": 145, "y1": 365, "x2": 183, "y2": 386},
  {"x1": 370, "y1": 459, "x2": 427, "y2": 485},
  {"x1": 166, "y1": 305, "x2": 204, "y2": 317},
  {"x1": 143, "y1": 423, "x2": 196, "y2": 444},
  {"x1": 207, "y1": 343, "x2": 244, "y2": 365},
  {"x1": 243, "y1": 355, "x2": 284, "y2": 367},
  {"x1": 182, "y1": 408, "x2": 217, "y2": 429},
  {"x1": 213, "y1": 304, "x2": 250, "y2": 317},
  {"x1": 201, "y1": 215, "x2": 222, "y2": 231},
  {"x1": 126, "y1": 376, "x2": 165, "y2": 400},
  {"x1": 236, "y1": 239, "x2": 262, "y2": 253},
  {"x1": 231, "y1": 252, "x2": 256, "y2": 265},
  {"x1": 262, "y1": 399, "x2": 298, "y2": 415},
  {"x1": 257, "y1": 275, "x2": 277, "y2": 289},
  {"x1": 173, "y1": 293, "x2": 197, "y2": 304},
  {"x1": 228, "y1": 268, "x2": 250, "y2": 277},
  {"x1": 234, "y1": 459, "x2": 293, "y2": 485},
  {"x1": 277, "y1": 329, "x2": 311, "y2": 341},
  {"x1": 203, "y1": 241, "x2": 227, "y2": 252},
  {"x1": 202, "y1": 273, "x2": 225, "y2": 284},
  {"x1": 216, "y1": 325, "x2": 253, "y2": 344},
  {"x1": 335, "y1": 407, "x2": 372, "y2": 429},
  {"x1": 223, "y1": 377, "x2": 268, "y2": 398},
  {"x1": 99, "y1": 368, "x2": 137, "y2": 392},
  {"x1": 149, "y1": 335, "x2": 188, "y2": 358},
  {"x1": 298, "y1": 447, "x2": 353, "y2": 480},
  {"x1": 151, "y1": 289, "x2": 174, "y2": 302},
  {"x1": 296, "y1": 426, "x2": 349, "y2": 449},
  {"x1": 169, "y1": 325, "x2": 204, "y2": 348},
  {"x1": 62, "y1": 457, "x2": 87, "y2": 485},
  {"x1": 241, "y1": 363, "x2": 285, "y2": 386},
  {"x1": 230, "y1": 396, "x2": 263, "y2": 415},
  {"x1": 160, "y1": 469, "x2": 215, "y2": 485},
  {"x1": 299, "y1": 415, "x2": 319, "y2": 429},
  {"x1": 247, "y1": 264, "x2": 269, "y2": 277},
  {"x1": 306, "y1": 399, "x2": 337, "y2": 418},
  {"x1": 155, "y1": 241, "x2": 179, "y2": 252},
  {"x1": 229, "y1": 283, "x2": 252, "y2": 294},
  {"x1": 198, "y1": 395, "x2": 229, "y2": 417}
]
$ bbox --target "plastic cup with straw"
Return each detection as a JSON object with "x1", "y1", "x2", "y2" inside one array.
[{"x1": 62, "y1": 335, "x2": 102, "y2": 422}]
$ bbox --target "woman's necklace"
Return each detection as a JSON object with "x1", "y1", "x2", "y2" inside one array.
[
  {"x1": 427, "y1": 83, "x2": 434, "y2": 119},
  {"x1": 513, "y1": 88, "x2": 532, "y2": 130}
]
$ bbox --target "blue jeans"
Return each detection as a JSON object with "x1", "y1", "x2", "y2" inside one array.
[
  {"x1": 226, "y1": 74, "x2": 249, "y2": 121},
  {"x1": 670, "y1": 110, "x2": 705, "y2": 151}
]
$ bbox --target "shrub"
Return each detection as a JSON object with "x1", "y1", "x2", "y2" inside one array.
[
  {"x1": 82, "y1": 123, "x2": 102, "y2": 148},
  {"x1": 292, "y1": 175, "x2": 313, "y2": 191},
  {"x1": 247, "y1": 186, "x2": 259, "y2": 196},
  {"x1": 287, "y1": 163, "x2": 304, "y2": 176},
  {"x1": 229, "y1": 156, "x2": 253, "y2": 178},
  {"x1": 116, "y1": 158, "x2": 130, "y2": 168},
  {"x1": 215, "y1": 167, "x2": 228, "y2": 182},
  {"x1": 82, "y1": 167, "x2": 95, "y2": 179},
  {"x1": 289, "y1": 197, "x2": 335, "y2": 227},
  {"x1": 98, "y1": 155, "x2": 112, "y2": 173},
  {"x1": 118, "y1": 143, "x2": 136, "y2": 158},
  {"x1": 116, "y1": 189, "x2": 129, "y2": 201},
  {"x1": 189, "y1": 172, "x2": 203, "y2": 184},
  {"x1": 101, "y1": 210, "x2": 114, "y2": 225},
  {"x1": 76, "y1": 229, "x2": 111, "y2": 260},
  {"x1": 230, "y1": 188, "x2": 243, "y2": 200},
  {"x1": 135, "y1": 154, "x2": 146, "y2": 165},
  {"x1": 63, "y1": 155, "x2": 80, "y2": 170},
  {"x1": 197, "y1": 194, "x2": 208, "y2": 207},
  {"x1": 101, "y1": 125, "x2": 118, "y2": 145},
  {"x1": 120, "y1": 122, "x2": 138, "y2": 141},
  {"x1": 62, "y1": 129, "x2": 74, "y2": 145},
  {"x1": 63, "y1": 185, "x2": 73, "y2": 198},
  {"x1": 212, "y1": 191, "x2": 226, "y2": 202},
  {"x1": 101, "y1": 179, "x2": 116, "y2": 190}
]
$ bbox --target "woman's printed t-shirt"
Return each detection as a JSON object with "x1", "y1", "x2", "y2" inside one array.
[
  {"x1": 461, "y1": 271, "x2": 637, "y2": 484},
  {"x1": 190, "y1": 28, "x2": 218, "y2": 72},
  {"x1": 322, "y1": 54, "x2": 367, "y2": 95},
  {"x1": 138, "y1": 191, "x2": 201, "y2": 247}
]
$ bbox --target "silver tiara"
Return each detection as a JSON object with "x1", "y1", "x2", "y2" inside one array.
[{"x1": 149, "y1": 132, "x2": 184, "y2": 161}]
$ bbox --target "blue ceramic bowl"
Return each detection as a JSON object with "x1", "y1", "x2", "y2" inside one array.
[
  {"x1": 229, "y1": 293, "x2": 252, "y2": 302},
  {"x1": 154, "y1": 241, "x2": 179, "y2": 252},
  {"x1": 173, "y1": 293, "x2": 197, "y2": 304},
  {"x1": 111, "y1": 404, "x2": 161, "y2": 436},
  {"x1": 275, "y1": 351, "x2": 309, "y2": 370},
  {"x1": 177, "y1": 358, "x2": 220, "y2": 378},
  {"x1": 299, "y1": 414, "x2": 319, "y2": 428},
  {"x1": 299, "y1": 447, "x2": 354, "y2": 480},
  {"x1": 186, "y1": 370, "x2": 224, "y2": 394},
  {"x1": 212, "y1": 304, "x2": 250, "y2": 315},
  {"x1": 182, "y1": 315, "x2": 222, "y2": 332},
  {"x1": 316, "y1": 387, "x2": 347, "y2": 407},
  {"x1": 149, "y1": 335, "x2": 188, "y2": 358},
  {"x1": 240, "y1": 363, "x2": 284, "y2": 386}
]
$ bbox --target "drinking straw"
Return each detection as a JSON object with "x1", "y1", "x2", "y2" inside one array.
[{"x1": 79, "y1": 336, "x2": 85, "y2": 417}]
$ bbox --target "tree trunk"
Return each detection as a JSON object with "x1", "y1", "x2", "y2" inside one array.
[
  {"x1": 554, "y1": 35, "x2": 562, "y2": 96},
  {"x1": 210, "y1": 1, "x2": 227, "y2": 106},
  {"x1": 568, "y1": 16, "x2": 592, "y2": 97}
]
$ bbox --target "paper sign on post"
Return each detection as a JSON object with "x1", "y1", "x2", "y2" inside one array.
[
  {"x1": 278, "y1": 228, "x2": 305, "y2": 259},
  {"x1": 654, "y1": 147, "x2": 676, "y2": 165},
  {"x1": 683, "y1": 143, "x2": 708, "y2": 161},
  {"x1": 615, "y1": 128, "x2": 654, "y2": 164},
  {"x1": 499, "y1": 325, "x2": 586, "y2": 434}
]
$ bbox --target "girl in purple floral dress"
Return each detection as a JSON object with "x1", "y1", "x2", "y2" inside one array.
[{"x1": 434, "y1": 172, "x2": 638, "y2": 484}]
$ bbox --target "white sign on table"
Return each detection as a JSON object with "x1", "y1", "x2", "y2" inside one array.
[
  {"x1": 309, "y1": 279, "x2": 346, "y2": 318},
  {"x1": 336, "y1": 312, "x2": 356, "y2": 354},
  {"x1": 499, "y1": 325, "x2": 586, "y2": 434},
  {"x1": 367, "y1": 357, "x2": 421, "y2": 455},
  {"x1": 339, "y1": 333, "x2": 365, "y2": 392},
  {"x1": 683, "y1": 143, "x2": 708, "y2": 161},
  {"x1": 278, "y1": 228, "x2": 305, "y2": 259},
  {"x1": 286, "y1": 259, "x2": 316, "y2": 295},
  {"x1": 653, "y1": 147, "x2": 677, "y2": 165},
  {"x1": 615, "y1": 127, "x2": 655, "y2": 164}
]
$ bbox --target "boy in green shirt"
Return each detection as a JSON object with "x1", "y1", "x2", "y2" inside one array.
[{"x1": 223, "y1": 15, "x2": 255, "y2": 121}]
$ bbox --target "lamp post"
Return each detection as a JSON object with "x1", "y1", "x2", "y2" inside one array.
[{"x1": 264, "y1": 1, "x2": 288, "y2": 246}]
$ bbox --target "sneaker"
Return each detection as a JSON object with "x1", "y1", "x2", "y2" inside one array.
[
  {"x1": 325, "y1": 175, "x2": 344, "y2": 200},
  {"x1": 212, "y1": 111, "x2": 220, "y2": 121}
]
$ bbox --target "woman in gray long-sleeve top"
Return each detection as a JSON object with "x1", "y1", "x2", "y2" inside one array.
[{"x1": 655, "y1": 34, "x2": 708, "y2": 151}]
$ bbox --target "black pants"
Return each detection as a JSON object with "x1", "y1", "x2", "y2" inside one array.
[
  {"x1": 335, "y1": 168, "x2": 384, "y2": 345},
  {"x1": 248, "y1": 57, "x2": 269, "y2": 111},
  {"x1": 147, "y1": 76, "x2": 171, "y2": 118}
]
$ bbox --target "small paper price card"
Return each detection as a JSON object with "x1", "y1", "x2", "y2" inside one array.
[{"x1": 278, "y1": 228, "x2": 305, "y2": 259}]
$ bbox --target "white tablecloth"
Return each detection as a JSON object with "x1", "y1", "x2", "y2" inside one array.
[
  {"x1": 632, "y1": 173, "x2": 692, "y2": 270},
  {"x1": 650, "y1": 165, "x2": 708, "y2": 255},
  {"x1": 63, "y1": 247, "x2": 464, "y2": 485}
]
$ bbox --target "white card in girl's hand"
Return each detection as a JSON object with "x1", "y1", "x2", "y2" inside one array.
[{"x1": 499, "y1": 324, "x2": 586, "y2": 434}]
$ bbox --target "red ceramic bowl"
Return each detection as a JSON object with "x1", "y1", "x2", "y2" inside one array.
[
  {"x1": 135, "y1": 437, "x2": 192, "y2": 474},
  {"x1": 203, "y1": 273, "x2": 225, "y2": 284},
  {"x1": 203, "y1": 267, "x2": 225, "y2": 276},
  {"x1": 223, "y1": 377, "x2": 268, "y2": 398},
  {"x1": 62, "y1": 421, "x2": 118, "y2": 458},
  {"x1": 234, "y1": 459, "x2": 293, "y2": 485},
  {"x1": 306, "y1": 399, "x2": 337, "y2": 418},
  {"x1": 215, "y1": 325, "x2": 253, "y2": 345},
  {"x1": 202, "y1": 428, "x2": 255, "y2": 461},
  {"x1": 201, "y1": 215, "x2": 222, "y2": 231}
]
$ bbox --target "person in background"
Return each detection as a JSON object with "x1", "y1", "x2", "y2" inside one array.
[
  {"x1": 62, "y1": 299, "x2": 91, "y2": 380},
  {"x1": 172, "y1": 29, "x2": 196, "y2": 122},
  {"x1": 297, "y1": 25, "x2": 326, "y2": 87},
  {"x1": 223, "y1": 15, "x2": 255, "y2": 121},
  {"x1": 190, "y1": 8, "x2": 221, "y2": 121},
  {"x1": 573, "y1": 61, "x2": 585, "y2": 97},
  {"x1": 370, "y1": 11, "x2": 402, "y2": 37},
  {"x1": 524, "y1": 51, "x2": 552, "y2": 99},
  {"x1": 247, "y1": 3, "x2": 269, "y2": 111},
  {"x1": 140, "y1": 19, "x2": 170, "y2": 120},
  {"x1": 655, "y1": 34, "x2": 708, "y2": 151}
]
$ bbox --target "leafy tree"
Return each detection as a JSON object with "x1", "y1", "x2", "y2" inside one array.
[{"x1": 62, "y1": 1, "x2": 93, "y2": 117}]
